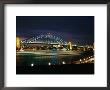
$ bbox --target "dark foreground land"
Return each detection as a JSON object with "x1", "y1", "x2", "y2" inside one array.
[{"x1": 16, "y1": 63, "x2": 94, "y2": 74}]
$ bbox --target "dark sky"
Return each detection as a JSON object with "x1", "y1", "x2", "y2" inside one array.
[{"x1": 16, "y1": 16, "x2": 94, "y2": 45}]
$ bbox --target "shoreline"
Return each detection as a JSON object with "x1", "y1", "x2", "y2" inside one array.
[{"x1": 16, "y1": 50, "x2": 81, "y2": 56}]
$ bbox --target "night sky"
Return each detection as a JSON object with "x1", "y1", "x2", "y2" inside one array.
[{"x1": 16, "y1": 16, "x2": 94, "y2": 45}]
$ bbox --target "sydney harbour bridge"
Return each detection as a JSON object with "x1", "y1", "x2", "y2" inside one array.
[
  {"x1": 16, "y1": 33, "x2": 94, "y2": 66},
  {"x1": 16, "y1": 33, "x2": 73, "y2": 50}
]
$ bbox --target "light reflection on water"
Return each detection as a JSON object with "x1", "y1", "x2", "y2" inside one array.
[
  {"x1": 17, "y1": 50, "x2": 95, "y2": 66},
  {"x1": 16, "y1": 53, "x2": 79, "y2": 66}
]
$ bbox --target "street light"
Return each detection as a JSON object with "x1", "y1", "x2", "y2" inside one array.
[
  {"x1": 62, "y1": 61, "x2": 66, "y2": 64},
  {"x1": 48, "y1": 62, "x2": 51, "y2": 66},
  {"x1": 31, "y1": 63, "x2": 34, "y2": 67}
]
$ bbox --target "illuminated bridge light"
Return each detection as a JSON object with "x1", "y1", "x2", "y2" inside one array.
[
  {"x1": 16, "y1": 37, "x2": 21, "y2": 50},
  {"x1": 68, "y1": 42, "x2": 72, "y2": 50},
  {"x1": 21, "y1": 34, "x2": 69, "y2": 45}
]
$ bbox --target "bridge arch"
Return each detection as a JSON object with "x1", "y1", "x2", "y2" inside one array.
[{"x1": 21, "y1": 33, "x2": 68, "y2": 45}]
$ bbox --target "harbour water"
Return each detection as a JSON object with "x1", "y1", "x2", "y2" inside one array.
[
  {"x1": 16, "y1": 50, "x2": 94, "y2": 74},
  {"x1": 16, "y1": 50, "x2": 82, "y2": 66}
]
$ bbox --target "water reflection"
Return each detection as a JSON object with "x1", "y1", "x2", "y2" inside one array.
[
  {"x1": 16, "y1": 54, "x2": 79, "y2": 66},
  {"x1": 50, "y1": 50, "x2": 58, "y2": 65},
  {"x1": 16, "y1": 50, "x2": 94, "y2": 66}
]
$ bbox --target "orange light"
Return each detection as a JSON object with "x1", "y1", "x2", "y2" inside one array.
[{"x1": 16, "y1": 37, "x2": 21, "y2": 50}]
